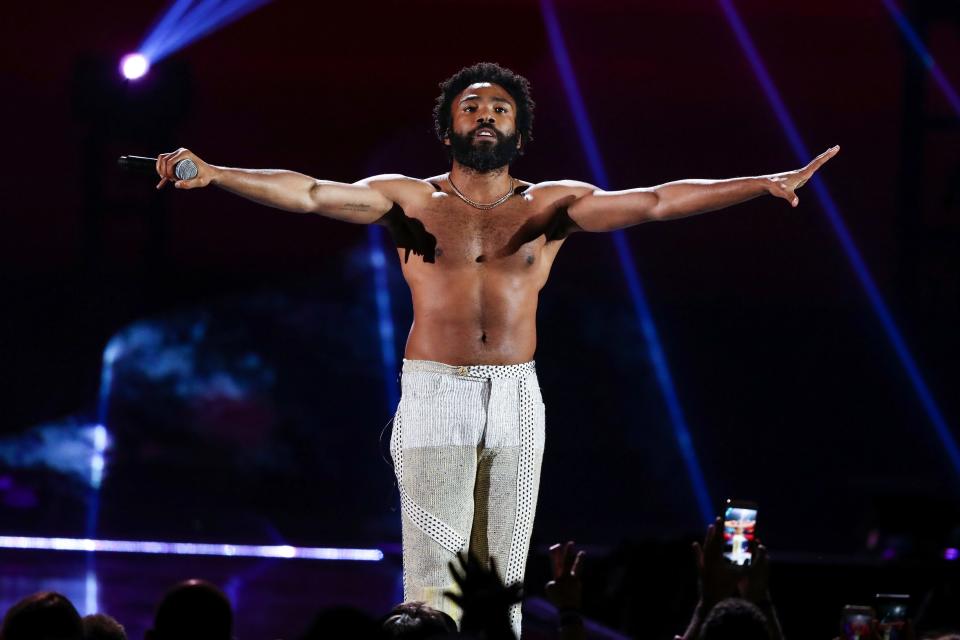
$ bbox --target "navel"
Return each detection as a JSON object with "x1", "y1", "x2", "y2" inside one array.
[{"x1": 475, "y1": 255, "x2": 486, "y2": 263}]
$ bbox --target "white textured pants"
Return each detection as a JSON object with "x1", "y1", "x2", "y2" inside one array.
[{"x1": 390, "y1": 359, "x2": 545, "y2": 639}]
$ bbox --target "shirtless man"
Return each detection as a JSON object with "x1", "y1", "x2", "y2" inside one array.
[{"x1": 155, "y1": 62, "x2": 838, "y2": 637}]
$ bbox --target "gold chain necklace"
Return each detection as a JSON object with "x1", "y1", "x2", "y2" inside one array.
[{"x1": 447, "y1": 173, "x2": 516, "y2": 210}]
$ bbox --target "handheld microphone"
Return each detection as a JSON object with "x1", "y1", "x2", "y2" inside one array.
[{"x1": 118, "y1": 155, "x2": 199, "y2": 181}]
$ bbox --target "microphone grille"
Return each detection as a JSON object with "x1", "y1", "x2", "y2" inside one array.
[{"x1": 175, "y1": 158, "x2": 199, "y2": 181}]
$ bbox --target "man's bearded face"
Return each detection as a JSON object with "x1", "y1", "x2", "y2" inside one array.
[{"x1": 448, "y1": 124, "x2": 520, "y2": 172}]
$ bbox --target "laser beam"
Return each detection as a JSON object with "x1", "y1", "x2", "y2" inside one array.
[
  {"x1": 540, "y1": 0, "x2": 715, "y2": 525},
  {"x1": 881, "y1": 0, "x2": 960, "y2": 116},
  {"x1": 717, "y1": 0, "x2": 960, "y2": 477},
  {"x1": 368, "y1": 225, "x2": 400, "y2": 412}
]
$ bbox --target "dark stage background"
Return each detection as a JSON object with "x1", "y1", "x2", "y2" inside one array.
[{"x1": 2, "y1": 0, "x2": 959, "y2": 563}]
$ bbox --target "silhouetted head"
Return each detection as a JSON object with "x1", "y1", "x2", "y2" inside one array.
[
  {"x1": 145, "y1": 579, "x2": 232, "y2": 640},
  {"x1": 81, "y1": 613, "x2": 126, "y2": 640},
  {"x1": 0, "y1": 591, "x2": 82, "y2": 640},
  {"x1": 434, "y1": 62, "x2": 534, "y2": 171},
  {"x1": 381, "y1": 601, "x2": 457, "y2": 639},
  {"x1": 300, "y1": 605, "x2": 383, "y2": 640},
  {"x1": 916, "y1": 575, "x2": 960, "y2": 638},
  {"x1": 699, "y1": 598, "x2": 770, "y2": 640}
]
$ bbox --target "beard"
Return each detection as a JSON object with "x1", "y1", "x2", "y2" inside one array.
[{"x1": 448, "y1": 125, "x2": 520, "y2": 172}]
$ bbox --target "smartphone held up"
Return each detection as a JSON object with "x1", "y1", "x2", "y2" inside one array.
[{"x1": 722, "y1": 498, "x2": 758, "y2": 567}]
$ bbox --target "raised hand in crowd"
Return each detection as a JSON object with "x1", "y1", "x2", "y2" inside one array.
[
  {"x1": 446, "y1": 551, "x2": 522, "y2": 639},
  {"x1": 545, "y1": 541, "x2": 586, "y2": 640},
  {"x1": 680, "y1": 517, "x2": 783, "y2": 640},
  {"x1": 693, "y1": 517, "x2": 739, "y2": 609}
]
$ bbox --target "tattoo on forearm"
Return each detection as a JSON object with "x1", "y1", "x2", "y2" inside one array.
[{"x1": 341, "y1": 203, "x2": 371, "y2": 212}]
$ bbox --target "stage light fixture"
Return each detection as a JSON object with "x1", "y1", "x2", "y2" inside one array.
[
  {"x1": 119, "y1": 53, "x2": 149, "y2": 80},
  {"x1": 540, "y1": 0, "x2": 715, "y2": 526}
]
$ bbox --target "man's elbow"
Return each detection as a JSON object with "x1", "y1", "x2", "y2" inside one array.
[
  {"x1": 641, "y1": 190, "x2": 668, "y2": 222},
  {"x1": 303, "y1": 180, "x2": 326, "y2": 214}
]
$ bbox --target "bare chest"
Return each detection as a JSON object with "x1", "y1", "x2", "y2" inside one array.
[
  {"x1": 430, "y1": 195, "x2": 538, "y2": 265},
  {"x1": 383, "y1": 190, "x2": 569, "y2": 270}
]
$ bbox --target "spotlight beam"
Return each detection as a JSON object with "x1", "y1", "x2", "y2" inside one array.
[
  {"x1": 156, "y1": 0, "x2": 240, "y2": 57},
  {"x1": 139, "y1": 0, "x2": 273, "y2": 65},
  {"x1": 140, "y1": 0, "x2": 195, "y2": 61},
  {"x1": 148, "y1": 0, "x2": 225, "y2": 60},
  {"x1": 175, "y1": 0, "x2": 273, "y2": 52},
  {"x1": 717, "y1": 0, "x2": 960, "y2": 477},
  {"x1": 540, "y1": 0, "x2": 715, "y2": 525},
  {"x1": 369, "y1": 226, "x2": 400, "y2": 412},
  {"x1": 881, "y1": 0, "x2": 960, "y2": 116}
]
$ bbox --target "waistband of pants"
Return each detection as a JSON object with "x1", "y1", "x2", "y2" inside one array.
[{"x1": 402, "y1": 358, "x2": 536, "y2": 380}]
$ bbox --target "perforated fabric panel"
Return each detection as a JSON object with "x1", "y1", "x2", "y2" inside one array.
[{"x1": 391, "y1": 359, "x2": 545, "y2": 638}]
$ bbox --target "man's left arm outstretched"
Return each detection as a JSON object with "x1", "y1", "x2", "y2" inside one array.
[{"x1": 563, "y1": 145, "x2": 839, "y2": 232}]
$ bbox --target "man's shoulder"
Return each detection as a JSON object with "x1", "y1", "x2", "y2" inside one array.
[
  {"x1": 354, "y1": 174, "x2": 600, "y2": 205},
  {"x1": 520, "y1": 179, "x2": 598, "y2": 197},
  {"x1": 354, "y1": 174, "x2": 437, "y2": 201}
]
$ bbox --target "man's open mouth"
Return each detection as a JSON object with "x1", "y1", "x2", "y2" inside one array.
[{"x1": 474, "y1": 128, "x2": 496, "y2": 139}]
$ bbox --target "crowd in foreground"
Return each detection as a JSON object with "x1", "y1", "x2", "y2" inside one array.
[{"x1": 3, "y1": 517, "x2": 960, "y2": 640}]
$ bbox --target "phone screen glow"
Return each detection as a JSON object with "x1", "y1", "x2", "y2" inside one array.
[{"x1": 722, "y1": 506, "x2": 757, "y2": 566}]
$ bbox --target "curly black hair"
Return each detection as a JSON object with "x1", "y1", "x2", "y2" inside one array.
[{"x1": 433, "y1": 62, "x2": 535, "y2": 154}]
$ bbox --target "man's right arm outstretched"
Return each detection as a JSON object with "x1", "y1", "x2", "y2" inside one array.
[{"x1": 155, "y1": 148, "x2": 396, "y2": 224}]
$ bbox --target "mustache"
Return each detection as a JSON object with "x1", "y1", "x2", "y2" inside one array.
[{"x1": 472, "y1": 124, "x2": 501, "y2": 135}]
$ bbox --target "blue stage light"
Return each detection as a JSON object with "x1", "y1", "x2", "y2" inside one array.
[
  {"x1": 540, "y1": 0, "x2": 715, "y2": 526},
  {"x1": 138, "y1": 0, "x2": 273, "y2": 65},
  {"x1": 89, "y1": 425, "x2": 108, "y2": 490},
  {"x1": 120, "y1": 53, "x2": 149, "y2": 80},
  {"x1": 368, "y1": 225, "x2": 400, "y2": 412},
  {"x1": 717, "y1": 0, "x2": 960, "y2": 477},
  {"x1": 881, "y1": 0, "x2": 960, "y2": 116},
  {"x1": 0, "y1": 536, "x2": 384, "y2": 561},
  {"x1": 84, "y1": 570, "x2": 99, "y2": 615}
]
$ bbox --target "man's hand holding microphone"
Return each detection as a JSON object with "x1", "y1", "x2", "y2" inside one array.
[{"x1": 154, "y1": 148, "x2": 213, "y2": 190}]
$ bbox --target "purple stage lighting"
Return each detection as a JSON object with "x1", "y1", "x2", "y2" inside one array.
[
  {"x1": 540, "y1": 0, "x2": 714, "y2": 526},
  {"x1": 139, "y1": 0, "x2": 274, "y2": 65},
  {"x1": 0, "y1": 536, "x2": 384, "y2": 562},
  {"x1": 717, "y1": 0, "x2": 960, "y2": 481},
  {"x1": 945, "y1": 547, "x2": 959, "y2": 561},
  {"x1": 881, "y1": 0, "x2": 960, "y2": 117},
  {"x1": 120, "y1": 53, "x2": 150, "y2": 80}
]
